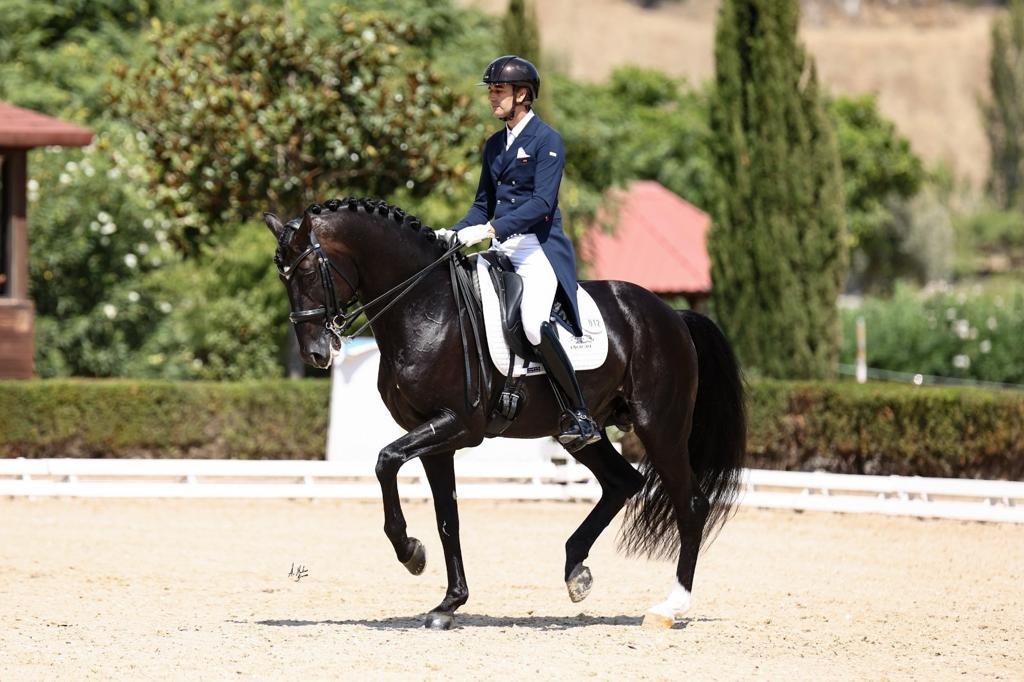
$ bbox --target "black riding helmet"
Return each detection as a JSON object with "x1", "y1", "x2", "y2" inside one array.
[{"x1": 479, "y1": 55, "x2": 540, "y2": 101}]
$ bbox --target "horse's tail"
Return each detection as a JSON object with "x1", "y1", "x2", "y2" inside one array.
[
  {"x1": 679, "y1": 309, "x2": 746, "y2": 545},
  {"x1": 620, "y1": 309, "x2": 746, "y2": 558}
]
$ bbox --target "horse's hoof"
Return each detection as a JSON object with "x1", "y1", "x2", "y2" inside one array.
[
  {"x1": 642, "y1": 609, "x2": 675, "y2": 629},
  {"x1": 566, "y1": 563, "x2": 593, "y2": 603},
  {"x1": 402, "y1": 538, "x2": 426, "y2": 575},
  {"x1": 424, "y1": 612, "x2": 454, "y2": 630}
]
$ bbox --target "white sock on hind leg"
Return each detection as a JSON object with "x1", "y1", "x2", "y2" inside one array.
[{"x1": 648, "y1": 579, "x2": 692, "y2": 620}]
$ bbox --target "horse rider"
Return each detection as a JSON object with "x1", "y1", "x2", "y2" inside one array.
[{"x1": 436, "y1": 55, "x2": 601, "y2": 453}]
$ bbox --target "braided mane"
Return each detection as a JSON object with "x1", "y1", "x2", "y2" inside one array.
[{"x1": 306, "y1": 196, "x2": 445, "y2": 250}]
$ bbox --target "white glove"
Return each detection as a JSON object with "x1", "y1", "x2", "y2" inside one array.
[
  {"x1": 457, "y1": 223, "x2": 494, "y2": 247},
  {"x1": 434, "y1": 228, "x2": 457, "y2": 246}
]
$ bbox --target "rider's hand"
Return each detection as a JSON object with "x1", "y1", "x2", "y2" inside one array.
[
  {"x1": 457, "y1": 223, "x2": 494, "y2": 247},
  {"x1": 434, "y1": 228, "x2": 457, "y2": 246}
]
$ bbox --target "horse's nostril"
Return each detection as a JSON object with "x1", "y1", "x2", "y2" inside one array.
[{"x1": 306, "y1": 350, "x2": 328, "y2": 368}]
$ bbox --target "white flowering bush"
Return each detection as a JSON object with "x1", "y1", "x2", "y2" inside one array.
[
  {"x1": 29, "y1": 122, "x2": 289, "y2": 379},
  {"x1": 28, "y1": 121, "x2": 180, "y2": 377},
  {"x1": 839, "y1": 281, "x2": 1024, "y2": 384}
]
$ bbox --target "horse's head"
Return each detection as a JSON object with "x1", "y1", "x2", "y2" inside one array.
[{"x1": 264, "y1": 207, "x2": 359, "y2": 369}]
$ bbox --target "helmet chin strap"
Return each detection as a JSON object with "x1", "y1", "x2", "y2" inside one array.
[{"x1": 501, "y1": 86, "x2": 529, "y2": 123}]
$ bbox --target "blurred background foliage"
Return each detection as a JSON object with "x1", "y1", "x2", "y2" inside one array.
[
  {"x1": 840, "y1": 279, "x2": 1024, "y2": 384},
  {"x1": 0, "y1": 0, "x2": 1017, "y2": 383}
]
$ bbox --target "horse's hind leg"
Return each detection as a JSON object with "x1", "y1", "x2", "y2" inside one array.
[
  {"x1": 635, "y1": 425, "x2": 710, "y2": 628},
  {"x1": 563, "y1": 431, "x2": 645, "y2": 602},
  {"x1": 420, "y1": 454, "x2": 468, "y2": 630}
]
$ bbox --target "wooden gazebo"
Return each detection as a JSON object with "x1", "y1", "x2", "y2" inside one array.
[{"x1": 1, "y1": 102, "x2": 93, "y2": 378}]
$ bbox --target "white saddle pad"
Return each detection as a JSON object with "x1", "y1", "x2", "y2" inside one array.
[{"x1": 476, "y1": 255, "x2": 609, "y2": 377}]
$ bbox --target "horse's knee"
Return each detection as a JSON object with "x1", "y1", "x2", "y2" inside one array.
[{"x1": 375, "y1": 445, "x2": 404, "y2": 480}]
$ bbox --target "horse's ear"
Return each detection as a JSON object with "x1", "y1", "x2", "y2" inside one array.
[{"x1": 263, "y1": 212, "x2": 285, "y2": 238}]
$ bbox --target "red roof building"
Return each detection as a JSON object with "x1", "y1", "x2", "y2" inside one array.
[
  {"x1": 0, "y1": 102, "x2": 94, "y2": 147},
  {"x1": 581, "y1": 180, "x2": 711, "y2": 309},
  {"x1": 1, "y1": 102, "x2": 94, "y2": 378}
]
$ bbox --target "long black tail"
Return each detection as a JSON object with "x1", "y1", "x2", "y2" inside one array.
[{"x1": 619, "y1": 309, "x2": 747, "y2": 558}]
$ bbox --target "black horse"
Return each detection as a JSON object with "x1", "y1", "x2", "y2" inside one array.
[{"x1": 264, "y1": 197, "x2": 746, "y2": 629}]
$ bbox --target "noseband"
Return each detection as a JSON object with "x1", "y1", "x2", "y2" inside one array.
[
  {"x1": 276, "y1": 224, "x2": 461, "y2": 346},
  {"x1": 277, "y1": 226, "x2": 361, "y2": 342}
]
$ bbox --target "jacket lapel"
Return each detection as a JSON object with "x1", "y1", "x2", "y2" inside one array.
[
  {"x1": 490, "y1": 115, "x2": 541, "y2": 180},
  {"x1": 489, "y1": 137, "x2": 515, "y2": 179}
]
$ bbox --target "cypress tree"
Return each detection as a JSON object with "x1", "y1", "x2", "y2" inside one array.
[
  {"x1": 707, "y1": 0, "x2": 847, "y2": 379},
  {"x1": 501, "y1": 0, "x2": 552, "y2": 120},
  {"x1": 502, "y1": 0, "x2": 541, "y2": 64},
  {"x1": 983, "y1": 0, "x2": 1024, "y2": 210}
]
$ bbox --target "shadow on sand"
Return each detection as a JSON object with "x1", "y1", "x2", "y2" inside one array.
[{"x1": 244, "y1": 613, "x2": 716, "y2": 630}]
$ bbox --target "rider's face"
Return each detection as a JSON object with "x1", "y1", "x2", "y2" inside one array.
[{"x1": 488, "y1": 83, "x2": 521, "y2": 119}]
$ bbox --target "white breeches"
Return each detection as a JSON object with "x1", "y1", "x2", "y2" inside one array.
[{"x1": 492, "y1": 233, "x2": 557, "y2": 346}]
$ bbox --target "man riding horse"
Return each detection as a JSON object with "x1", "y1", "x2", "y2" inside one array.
[
  {"x1": 264, "y1": 54, "x2": 746, "y2": 630},
  {"x1": 436, "y1": 55, "x2": 601, "y2": 453}
]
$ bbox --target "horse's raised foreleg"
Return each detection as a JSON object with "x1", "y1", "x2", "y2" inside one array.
[
  {"x1": 375, "y1": 410, "x2": 470, "y2": 580},
  {"x1": 419, "y1": 454, "x2": 468, "y2": 630},
  {"x1": 563, "y1": 432, "x2": 645, "y2": 603}
]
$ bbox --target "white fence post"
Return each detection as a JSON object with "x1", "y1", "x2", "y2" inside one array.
[{"x1": 856, "y1": 316, "x2": 867, "y2": 384}]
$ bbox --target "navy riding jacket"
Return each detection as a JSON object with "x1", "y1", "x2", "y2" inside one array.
[{"x1": 453, "y1": 114, "x2": 582, "y2": 336}]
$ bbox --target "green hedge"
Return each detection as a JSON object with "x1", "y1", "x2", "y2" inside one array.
[
  {"x1": 0, "y1": 379, "x2": 330, "y2": 459},
  {"x1": 2, "y1": 379, "x2": 1023, "y2": 478},
  {"x1": 748, "y1": 380, "x2": 1024, "y2": 479}
]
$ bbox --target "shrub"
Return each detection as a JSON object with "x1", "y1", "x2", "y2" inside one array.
[
  {"x1": 748, "y1": 380, "x2": 1024, "y2": 479},
  {"x1": 3, "y1": 379, "x2": 1022, "y2": 480},
  {"x1": 0, "y1": 379, "x2": 329, "y2": 459},
  {"x1": 839, "y1": 281, "x2": 1024, "y2": 384}
]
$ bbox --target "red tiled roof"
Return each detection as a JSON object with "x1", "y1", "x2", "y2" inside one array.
[
  {"x1": 0, "y1": 102, "x2": 93, "y2": 148},
  {"x1": 581, "y1": 180, "x2": 711, "y2": 295}
]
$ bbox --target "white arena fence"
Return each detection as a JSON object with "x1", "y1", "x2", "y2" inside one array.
[{"x1": 1, "y1": 458, "x2": 1022, "y2": 524}]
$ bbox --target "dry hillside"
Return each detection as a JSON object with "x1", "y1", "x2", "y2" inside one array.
[{"x1": 458, "y1": 0, "x2": 998, "y2": 188}]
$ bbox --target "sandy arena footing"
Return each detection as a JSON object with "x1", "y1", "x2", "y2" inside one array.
[{"x1": 1, "y1": 498, "x2": 1021, "y2": 680}]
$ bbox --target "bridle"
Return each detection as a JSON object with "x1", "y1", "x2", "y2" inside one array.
[{"x1": 276, "y1": 222, "x2": 461, "y2": 347}]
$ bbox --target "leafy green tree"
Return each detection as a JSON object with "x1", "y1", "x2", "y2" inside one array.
[
  {"x1": 0, "y1": 0, "x2": 227, "y2": 117},
  {"x1": 708, "y1": 0, "x2": 847, "y2": 379},
  {"x1": 551, "y1": 67, "x2": 712, "y2": 246},
  {"x1": 8, "y1": 0, "x2": 499, "y2": 379},
  {"x1": 125, "y1": 222, "x2": 289, "y2": 380},
  {"x1": 109, "y1": 6, "x2": 478, "y2": 255},
  {"x1": 983, "y1": 0, "x2": 1024, "y2": 210},
  {"x1": 830, "y1": 94, "x2": 925, "y2": 290}
]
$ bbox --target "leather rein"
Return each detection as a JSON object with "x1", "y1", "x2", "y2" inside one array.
[{"x1": 277, "y1": 226, "x2": 462, "y2": 346}]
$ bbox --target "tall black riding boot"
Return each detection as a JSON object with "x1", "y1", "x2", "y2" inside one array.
[{"x1": 535, "y1": 321, "x2": 602, "y2": 453}]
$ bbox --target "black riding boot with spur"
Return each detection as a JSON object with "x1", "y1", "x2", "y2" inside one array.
[{"x1": 535, "y1": 321, "x2": 602, "y2": 453}]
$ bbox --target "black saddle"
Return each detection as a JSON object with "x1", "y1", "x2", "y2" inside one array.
[{"x1": 474, "y1": 251, "x2": 571, "y2": 364}]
